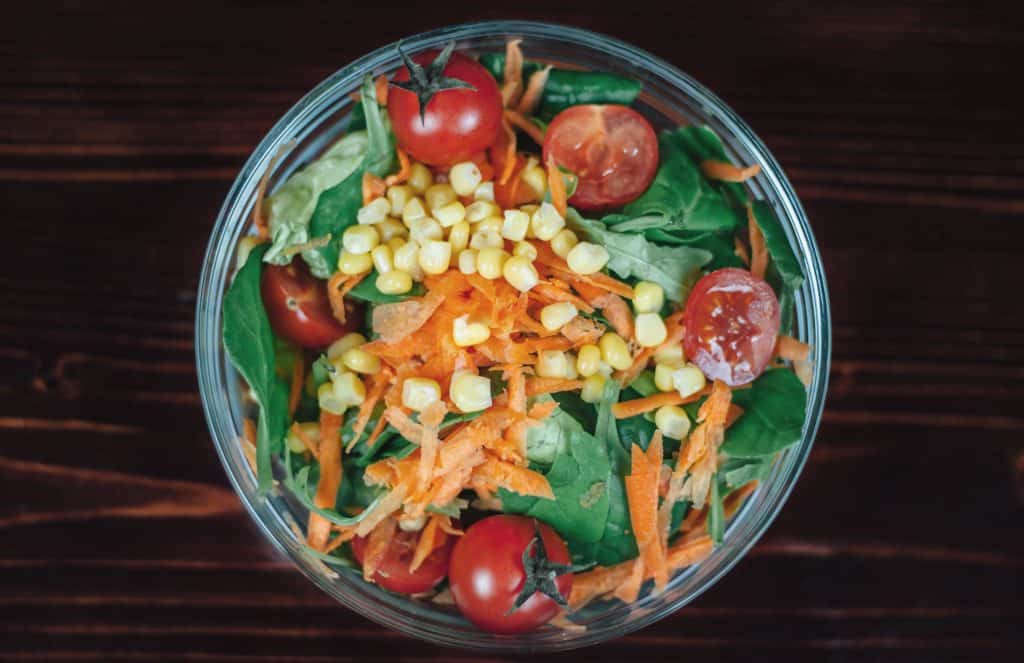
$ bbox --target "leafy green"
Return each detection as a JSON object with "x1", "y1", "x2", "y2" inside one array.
[
  {"x1": 595, "y1": 379, "x2": 624, "y2": 469},
  {"x1": 223, "y1": 245, "x2": 289, "y2": 493},
  {"x1": 283, "y1": 448, "x2": 383, "y2": 525},
  {"x1": 720, "y1": 456, "x2": 774, "y2": 488},
  {"x1": 628, "y1": 371, "x2": 658, "y2": 397},
  {"x1": 345, "y1": 270, "x2": 425, "y2": 304},
  {"x1": 722, "y1": 369, "x2": 807, "y2": 458},
  {"x1": 707, "y1": 474, "x2": 725, "y2": 544},
  {"x1": 262, "y1": 132, "x2": 369, "y2": 268},
  {"x1": 671, "y1": 125, "x2": 749, "y2": 207},
  {"x1": 525, "y1": 400, "x2": 580, "y2": 466},
  {"x1": 551, "y1": 391, "x2": 596, "y2": 431},
  {"x1": 644, "y1": 229, "x2": 746, "y2": 271},
  {"x1": 304, "y1": 75, "x2": 396, "y2": 277},
  {"x1": 568, "y1": 209, "x2": 710, "y2": 303},
  {"x1": 478, "y1": 53, "x2": 642, "y2": 119},
  {"x1": 501, "y1": 408, "x2": 612, "y2": 544},
  {"x1": 623, "y1": 129, "x2": 744, "y2": 233},
  {"x1": 750, "y1": 200, "x2": 805, "y2": 335}
]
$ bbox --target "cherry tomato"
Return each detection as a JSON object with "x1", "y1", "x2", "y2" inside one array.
[
  {"x1": 449, "y1": 515, "x2": 573, "y2": 634},
  {"x1": 542, "y1": 104, "x2": 658, "y2": 210},
  {"x1": 389, "y1": 50, "x2": 503, "y2": 166},
  {"x1": 683, "y1": 268, "x2": 780, "y2": 386},
  {"x1": 351, "y1": 528, "x2": 452, "y2": 595},
  {"x1": 259, "y1": 260, "x2": 356, "y2": 349}
]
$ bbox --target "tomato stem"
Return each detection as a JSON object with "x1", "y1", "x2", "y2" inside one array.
[
  {"x1": 508, "y1": 525, "x2": 585, "y2": 613},
  {"x1": 391, "y1": 41, "x2": 477, "y2": 124}
]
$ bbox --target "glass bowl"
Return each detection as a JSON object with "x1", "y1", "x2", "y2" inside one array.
[{"x1": 195, "y1": 20, "x2": 831, "y2": 652}]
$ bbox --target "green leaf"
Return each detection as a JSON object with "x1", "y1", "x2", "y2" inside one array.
[
  {"x1": 720, "y1": 456, "x2": 774, "y2": 488},
  {"x1": 623, "y1": 129, "x2": 744, "y2": 233},
  {"x1": 478, "y1": 53, "x2": 641, "y2": 120},
  {"x1": 644, "y1": 229, "x2": 746, "y2": 271},
  {"x1": 595, "y1": 378, "x2": 624, "y2": 470},
  {"x1": 283, "y1": 448, "x2": 384, "y2": 526},
  {"x1": 525, "y1": 401, "x2": 580, "y2": 467},
  {"x1": 345, "y1": 270, "x2": 425, "y2": 303},
  {"x1": 568, "y1": 472, "x2": 637, "y2": 566},
  {"x1": 628, "y1": 370, "x2": 658, "y2": 397},
  {"x1": 616, "y1": 413, "x2": 657, "y2": 453},
  {"x1": 751, "y1": 200, "x2": 804, "y2": 294},
  {"x1": 305, "y1": 75, "x2": 397, "y2": 277},
  {"x1": 501, "y1": 413, "x2": 613, "y2": 544},
  {"x1": 222, "y1": 245, "x2": 289, "y2": 493},
  {"x1": 568, "y1": 209, "x2": 710, "y2": 303},
  {"x1": 707, "y1": 474, "x2": 725, "y2": 544},
  {"x1": 671, "y1": 126, "x2": 749, "y2": 207},
  {"x1": 551, "y1": 391, "x2": 596, "y2": 431},
  {"x1": 722, "y1": 369, "x2": 808, "y2": 457}
]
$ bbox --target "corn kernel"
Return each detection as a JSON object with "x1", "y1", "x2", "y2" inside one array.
[
  {"x1": 458, "y1": 249, "x2": 478, "y2": 274},
  {"x1": 654, "y1": 360, "x2": 685, "y2": 392},
  {"x1": 580, "y1": 374, "x2": 607, "y2": 403},
  {"x1": 530, "y1": 202, "x2": 565, "y2": 241},
  {"x1": 376, "y1": 269, "x2": 413, "y2": 295},
  {"x1": 576, "y1": 343, "x2": 602, "y2": 377},
  {"x1": 465, "y1": 200, "x2": 499, "y2": 223},
  {"x1": 536, "y1": 350, "x2": 569, "y2": 378},
  {"x1": 386, "y1": 185, "x2": 413, "y2": 216},
  {"x1": 473, "y1": 181, "x2": 495, "y2": 202},
  {"x1": 550, "y1": 229, "x2": 579, "y2": 259},
  {"x1": 342, "y1": 224, "x2": 380, "y2": 255},
  {"x1": 341, "y1": 347, "x2": 381, "y2": 375},
  {"x1": 401, "y1": 196, "x2": 428, "y2": 224},
  {"x1": 567, "y1": 242, "x2": 610, "y2": 275},
  {"x1": 376, "y1": 217, "x2": 407, "y2": 242},
  {"x1": 473, "y1": 216, "x2": 503, "y2": 235},
  {"x1": 633, "y1": 281, "x2": 665, "y2": 314},
  {"x1": 409, "y1": 217, "x2": 443, "y2": 243},
  {"x1": 564, "y1": 353, "x2": 579, "y2": 380},
  {"x1": 401, "y1": 377, "x2": 441, "y2": 411},
  {"x1": 407, "y1": 162, "x2": 433, "y2": 193},
  {"x1": 370, "y1": 244, "x2": 393, "y2": 274},
  {"x1": 285, "y1": 421, "x2": 319, "y2": 454},
  {"x1": 452, "y1": 314, "x2": 491, "y2": 347},
  {"x1": 599, "y1": 332, "x2": 632, "y2": 371},
  {"x1": 501, "y1": 210, "x2": 530, "y2": 242},
  {"x1": 418, "y1": 239, "x2": 452, "y2": 275},
  {"x1": 654, "y1": 343, "x2": 685, "y2": 365},
  {"x1": 449, "y1": 371, "x2": 492, "y2": 412},
  {"x1": 435, "y1": 200, "x2": 466, "y2": 228},
  {"x1": 357, "y1": 197, "x2": 390, "y2": 225},
  {"x1": 655, "y1": 405, "x2": 691, "y2": 440},
  {"x1": 469, "y1": 230, "x2": 504, "y2": 250},
  {"x1": 425, "y1": 183, "x2": 457, "y2": 212},
  {"x1": 393, "y1": 240, "x2": 423, "y2": 279},
  {"x1": 502, "y1": 255, "x2": 539, "y2": 292},
  {"x1": 386, "y1": 236, "x2": 407, "y2": 253},
  {"x1": 448, "y1": 221, "x2": 470, "y2": 253},
  {"x1": 338, "y1": 249, "x2": 373, "y2": 275},
  {"x1": 540, "y1": 302, "x2": 578, "y2": 331},
  {"x1": 673, "y1": 364, "x2": 707, "y2": 399},
  {"x1": 449, "y1": 161, "x2": 482, "y2": 196},
  {"x1": 635, "y1": 313, "x2": 668, "y2": 348},
  {"x1": 513, "y1": 241, "x2": 538, "y2": 261},
  {"x1": 520, "y1": 204, "x2": 540, "y2": 216},
  {"x1": 476, "y1": 247, "x2": 508, "y2": 280},
  {"x1": 326, "y1": 333, "x2": 366, "y2": 360},
  {"x1": 317, "y1": 382, "x2": 346, "y2": 415},
  {"x1": 597, "y1": 361, "x2": 614, "y2": 376},
  {"x1": 521, "y1": 163, "x2": 547, "y2": 199},
  {"x1": 398, "y1": 515, "x2": 428, "y2": 532}
]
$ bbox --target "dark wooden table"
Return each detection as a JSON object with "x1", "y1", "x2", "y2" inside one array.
[{"x1": 3, "y1": 2, "x2": 1022, "y2": 661}]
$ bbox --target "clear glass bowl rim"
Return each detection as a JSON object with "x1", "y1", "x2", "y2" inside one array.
[{"x1": 195, "y1": 19, "x2": 831, "y2": 652}]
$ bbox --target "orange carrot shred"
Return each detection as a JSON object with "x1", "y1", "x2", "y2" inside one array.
[
  {"x1": 287, "y1": 350, "x2": 305, "y2": 417},
  {"x1": 545, "y1": 153, "x2": 568, "y2": 218},
  {"x1": 501, "y1": 38, "x2": 524, "y2": 108},
  {"x1": 362, "y1": 172, "x2": 386, "y2": 205},
  {"x1": 472, "y1": 456, "x2": 554, "y2": 499},
  {"x1": 348, "y1": 369, "x2": 392, "y2": 452},
  {"x1": 524, "y1": 377, "x2": 584, "y2": 397},
  {"x1": 506, "y1": 364, "x2": 527, "y2": 414},
  {"x1": 723, "y1": 481, "x2": 759, "y2": 519},
  {"x1": 494, "y1": 117, "x2": 518, "y2": 185},
  {"x1": 734, "y1": 235, "x2": 751, "y2": 267},
  {"x1": 528, "y1": 400, "x2": 558, "y2": 420},
  {"x1": 409, "y1": 514, "x2": 443, "y2": 573},
  {"x1": 724, "y1": 403, "x2": 745, "y2": 429},
  {"x1": 748, "y1": 203, "x2": 768, "y2": 279},
  {"x1": 504, "y1": 108, "x2": 546, "y2": 146},
  {"x1": 326, "y1": 273, "x2": 350, "y2": 325},
  {"x1": 375, "y1": 74, "x2": 389, "y2": 106},
  {"x1": 372, "y1": 290, "x2": 445, "y2": 344},
  {"x1": 517, "y1": 65, "x2": 551, "y2": 116},
  {"x1": 625, "y1": 435, "x2": 668, "y2": 591},
  {"x1": 612, "y1": 387, "x2": 710, "y2": 419},
  {"x1": 307, "y1": 410, "x2": 344, "y2": 551},
  {"x1": 533, "y1": 281, "x2": 595, "y2": 314},
  {"x1": 364, "y1": 415, "x2": 389, "y2": 450},
  {"x1": 385, "y1": 147, "x2": 411, "y2": 186},
  {"x1": 701, "y1": 160, "x2": 761, "y2": 183},
  {"x1": 290, "y1": 422, "x2": 320, "y2": 459},
  {"x1": 775, "y1": 334, "x2": 811, "y2": 362},
  {"x1": 362, "y1": 516, "x2": 398, "y2": 581},
  {"x1": 417, "y1": 401, "x2": 447, "y2": 494}
]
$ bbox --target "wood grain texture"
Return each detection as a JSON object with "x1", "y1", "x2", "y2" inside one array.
[{"x1": 2, "y1": 1, "x2": 1023, "y2": 661}]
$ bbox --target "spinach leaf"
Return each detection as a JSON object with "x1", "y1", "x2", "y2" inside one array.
[
  {"x1": 346, "y1": 270, "x2": 425, "y2": 304},
  {"x1": 223, "y1": 245, "x2": 289, "y2": 493},
  {"x1": 672, "y1": 126, "x2": 749, "y2": 207},
  {"x1": 305, "y1": 75, "x2": 396, "y2": 277},
  {"x1": 283, "y1": 448, "x2": 383, "y2": 525},
  {"x1": 629, "y1": 370, "x2": 658, "y2": 397},
  {"x1": 595, "y1": 379, "x2": 624, "y2": 469},
  {"x1": 552, "y1": 390, "x2": 596, "y2": 431},
  {"x1": 478, "y1": 53, "x2": 641, "y2": 119},
  {"x1": 525, "y1": 401, "x2": 580, "y2": 467},
  {"x1": 722, "y1": 369, "x2": 807, "y2": 457},
  {"x1": 616, "y1": 413, "x2": 657, "y2": 453},
  {"x1": 568, "y1": 209, "x2": 710, "y2": 303},
  {"x1": 501, "y1": 413, "x2": 613, "y2": 544},
  {"x1": 645, "y1": 228, "x2": 746, "y2": 271},
  {"x1": 707, "y1": 474, "x2": 725, "y2": 544},
  {"x1": 623, "y1": 129, "x2": 743, "y2": 233}
]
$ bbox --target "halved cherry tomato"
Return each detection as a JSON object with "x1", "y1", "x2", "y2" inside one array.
[
  {"x1": 449, "y1": 515, "x2": 573, "y2": 634},
  {"x1": 683, "y1": 268, "x2": 780, "y2": 386},
  {"x1": 351, "y1": 528, "x2": 452, "y2": 595},
  {"x1": 542, "y1": 104, "x2": 658, "y2": 210},
  {"x1": 260, "y1": 261, "x2": 357, "y2": 349},
  {"x1": 389, "y1": 50, "x2": 503, "y2": 166}
]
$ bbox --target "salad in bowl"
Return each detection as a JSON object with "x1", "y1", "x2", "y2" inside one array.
[{"x1": 203, "y1": 23, "x2": 826, "y2": 648}]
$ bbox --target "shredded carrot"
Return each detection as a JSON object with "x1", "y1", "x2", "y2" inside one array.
[
  {"x1": 747, "y1": 203, "x2": 768, "y2": 279},
  {"x1": 437, "y1": 515, "x2": 464, "y2": 537},
  {"x1": 323, "y1": 527, "x2": 358, "y2": 554},
  {"x1": 362, "y1": 516, "x2": 398, "y2": 581},
  {"x1": 532, "y1": 281, "x2": 595, "y2": 314},
  {"x1": 307, "y1": 410, "x2": 344, "y2": 551},
  {"x1": 383, "y1": 407, "x2": 424, "y2": 444},
  {"x1": 472, "y1": 456, "x2": 554, "y2": 499},
  {"x1": 612, "y1": 387, "x2": 709, "y2": 419},
  {"x1": 287, "y1": 350, "x2": 305, "y2": 417},
  {"x1": 613, "y1": 557, "x2": 645, "y2": 603},
  {"x1": 362, "y1": 172, "x2": 386, "y2": 205},
  {"x1": 569, "y1": 271, "x2": 634, "y2": 300},
  {"x1": 385, "y1": 147, "x2": 411, "y2": 186},
  {"x1": 570, "y1": 562, "x2": 634, "y2": 610},
  {"x1": 545, "y1": 153, "x2": 568, "y2": 218},
  {"x1": 701, "y1": 160, "x2": 761, "y2": 183},
  {"x1": 625, "y1": 434, "x2": 668, "y2": 590},
  {"x1": 375, "y1": 74, "x2": 389, "y2": 106},
  {"x1": 724, "y1": 403, "x2": 745, "y2": 429},
  {"x1": 723, "y1": 481, "x2": 759, "y2": 519},
  {"x1": 501, "y1": 38, "x2": 524, "y2": 107},
  {"x1": 504, "y1": 108, "x2": 546, "y2": 146},
  {"x1": 528, "y1": 400, "x2": 558, "y2": 420},
  {"x1": 493, "y1": 118, "x2": 518, "y2": 186},
  {"x1": 615, "y1": 346, "x2": 654, "y2": 389},
  {"x1": 409, "y1": 514, "x2": 443, "y2": 573},
  {"x1": 417, "y1": 401, "x2": 447, "y2": 494},
  {"x1": 600, "y1": 293, "x2": 634, "y2": 339},
  {"x1": 665, "y1": 534, "x2": 714, "y2": 570},
  {"x1": 559, "y1": 315, "x2": 604, "y2": 347},
  {"x1": 775, "y1": 335, "x2": 811, "y2": 362},
  {"x1": 348, "y1": 370, "x2": 391, "y2": 452},
  {"x1": 326, "y1": 272, "x2": 362, "y2": 325},
  {"x1": 517, "y1": 65, "x2": 551, "y2": 116},
  {"x1": 355, "y1": 485, "x2": 407, "y2": 537},
  {"x1": 524, "y1": 377, "x2": 584, "y2": 397},
  {"x1": 290, "y1": 422, "x2": 320, "y2": 459},
  {"x1": 505, "y1": 364, "x2": 527, "y2": 414},
  {"x1": 734, "y1": 235, "x2": 751, "y2": 267},
  {"x1": 371, "y1": 290, "x2": 445, "y2": 344}
]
